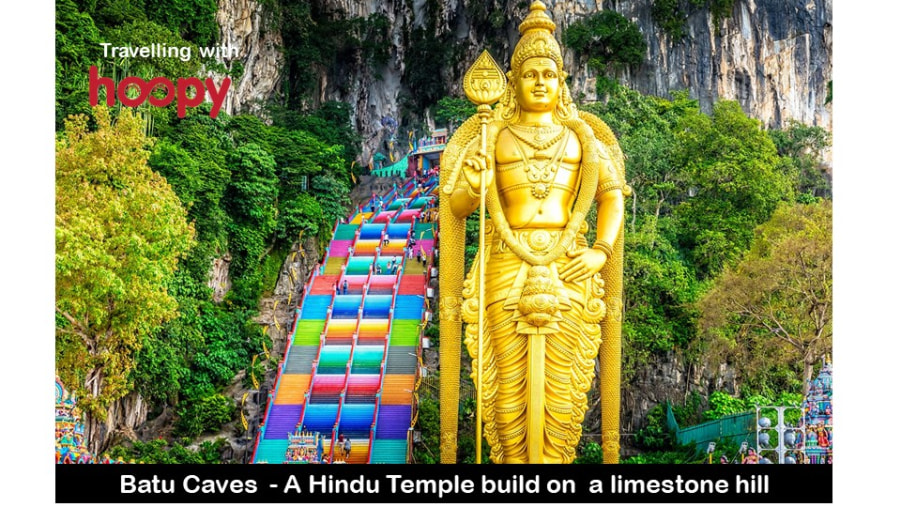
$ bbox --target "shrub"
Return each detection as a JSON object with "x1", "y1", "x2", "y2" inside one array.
[{"x1": 175, "y1": 394, "x2": 235, "y2": 437}]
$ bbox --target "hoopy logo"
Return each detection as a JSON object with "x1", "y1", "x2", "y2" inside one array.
[{"x1": 88, "y1": 66, "x2": 231, "y2": 118}]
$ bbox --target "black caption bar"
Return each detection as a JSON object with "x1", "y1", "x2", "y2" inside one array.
[{"x1": 56, "y1": 464, "x2": 832, "y2": 503}]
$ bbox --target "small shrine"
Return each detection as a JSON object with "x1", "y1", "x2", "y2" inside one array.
[
  {"x1": 55, "y1": 377, "x2": 93, "y2": 464},
  {"x1": 55, "y1": 377, "x2": 126, "y2": 464},
  {"x1": 801, "y1": 361, "x2": 833, "y2": 464},
  {"x1": 284, "y1": 428, "x2": 326, "y2": 464}
]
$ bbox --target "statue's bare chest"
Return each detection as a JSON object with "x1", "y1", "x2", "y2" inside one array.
[{"x1": 494, "y1": 127, "x2": 582, "y2": 226}]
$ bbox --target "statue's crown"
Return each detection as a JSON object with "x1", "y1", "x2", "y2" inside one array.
[
  {"x1": 511, "y1": 1, "x2": 564, "y2": 77},
  {"x1": 518, "y1": 0, "x2": 556, "y2": 34}
]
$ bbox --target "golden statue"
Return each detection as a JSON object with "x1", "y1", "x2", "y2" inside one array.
[{"x1": 438, "y1": 0, "x2": 629, "y2": 464}]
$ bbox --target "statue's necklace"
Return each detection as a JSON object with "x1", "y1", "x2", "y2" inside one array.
[
  {"x1": 509, "y1": 127, "x2": 569, "y2": 199},
  {"x1": 507, "y1": 123, "x2": 566, "y2": 151}
]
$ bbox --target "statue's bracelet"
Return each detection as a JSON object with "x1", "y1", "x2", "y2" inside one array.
[
  {"x1": 465, "y1": 184, "x2": 479, "y2": 200},
  {"x1": 592, "y1": 240, "x2": 613, "y2": 258}
]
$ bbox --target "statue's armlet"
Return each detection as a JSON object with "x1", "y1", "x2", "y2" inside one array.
[
  {"x1": 595, "y1": 148, "x2": 624, "y2": 198},
  {"x1": 447, "y1": 137, "x2": 482, "y2": 217}
]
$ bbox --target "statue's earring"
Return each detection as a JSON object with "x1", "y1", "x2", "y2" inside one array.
[{"x1": 501, "y1": 83, "x2": 518, "y2": 121}]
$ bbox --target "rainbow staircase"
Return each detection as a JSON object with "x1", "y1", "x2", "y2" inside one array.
[{"x1": 252, "y1": 177, "x2": 437, "y2": 464}]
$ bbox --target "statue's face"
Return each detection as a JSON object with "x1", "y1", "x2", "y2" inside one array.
[{"x1": 515, "y1": 57, "x2": 560, "y2": 113}]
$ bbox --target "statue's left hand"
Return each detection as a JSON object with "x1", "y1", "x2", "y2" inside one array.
[{"x1": 559, "y1": 248, "x2": 607, "y2": 283}]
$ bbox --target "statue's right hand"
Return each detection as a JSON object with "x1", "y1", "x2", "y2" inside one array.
[{"x1": 462, "y1": 149, "x2": 493, "y2": 195}]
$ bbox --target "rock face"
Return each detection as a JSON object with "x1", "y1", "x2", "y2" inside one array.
[
  {"x1": 215, "y1": 0, "x2": 831, "y2": 157},
  {"x1": 597, "y1": 0, "x2": 832, "y2": 129},
  {"x1": 214, "y1": 0, "x2": 284, "y2": 117}
]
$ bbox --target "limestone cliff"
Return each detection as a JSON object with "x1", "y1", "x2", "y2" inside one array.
[
  {"x1": 209, "y1": 0, "x2": 833, "y2": 231},
  {"x1": 213, "y1": 0, "x2": 284, "y2": 117},
  {"x1": 215, "y1": 0, "x2": 830, "y2": 157},
  {"x1": 597, "y1": 0, "x2": 832, "y2": 129}
]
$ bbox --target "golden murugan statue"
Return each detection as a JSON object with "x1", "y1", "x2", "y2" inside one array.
[{"x1": 438, "y1": 1, "x2": 629, "y2": 464}]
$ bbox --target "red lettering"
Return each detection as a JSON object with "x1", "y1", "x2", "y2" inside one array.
[
  {"x1": 88, "y1": 66, "x2": 115, "y2": 107},
  {"x1": 205, "y1": 77, "x2": 230, "y2": 119},
  {"x1": 176, "y1": 78, "x2": 205, "y2": 118},
  {"x1": 146, "y1": 77, "x2": 175, "y2": 107},
  {"x1": 86, "y1": 68, "x2": 230, "y2": 118},
  {"x1": 117, "y1": 76, "x2": 150, "y2": 108}
]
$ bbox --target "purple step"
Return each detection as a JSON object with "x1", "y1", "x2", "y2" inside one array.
[
  {"x1": 375, "y1": 405, "x2": 411, "y2": 439},
  {"x1": 263, "y1": 404, "x2": 302, "y2": 439}
]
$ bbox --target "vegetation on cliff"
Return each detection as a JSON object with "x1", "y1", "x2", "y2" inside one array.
[{"x1": 56, "y1": 0, "x2": 357, "y2": 456}]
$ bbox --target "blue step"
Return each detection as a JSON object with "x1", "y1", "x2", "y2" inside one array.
[
  {"x1": 370, "y1": 439, "x2": 408, "y2": 464},
  {"x1": 253, "y1": 439, "x2": 289, "y2": 464},
  {"x1": 300, "y1": 295, "x2": 332, "y2": 320}
]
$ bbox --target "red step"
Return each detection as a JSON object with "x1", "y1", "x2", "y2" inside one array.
[
  {"x1": 311, "y1": 275, "x2": 338, "y2": 295},
  {"x1": 398, "y1": 275, "x2": 425, "y2": 295}
]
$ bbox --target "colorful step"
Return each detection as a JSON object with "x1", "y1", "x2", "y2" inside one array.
[
  {"x1": 274, "y1": 374, "x2": 311, "y2": 403},
  {"x1": 263, "y1": 404, "x2": 303, "y2": 439},
  {"x1": 254, "y1": 439, "x2": 290, "y2": 464},
  {"x1": 370, "y1": 439, "x2": 407, "y2": 464}
]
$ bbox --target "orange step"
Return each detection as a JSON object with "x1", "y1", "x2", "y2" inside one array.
[
  {"x1": 380, "y1": 375, "x2": 415, "y2": 404},
  {"x1": 274, "y1": 374, "x2": 311, "y2": 405}
]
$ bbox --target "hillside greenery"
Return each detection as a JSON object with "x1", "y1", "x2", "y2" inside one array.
[
  {"x1": 56, "y1": 0, "x2": 356, "y2": 455},
  {"x1": 579, "y1": 86, "x2": 830, "y2": 459}
]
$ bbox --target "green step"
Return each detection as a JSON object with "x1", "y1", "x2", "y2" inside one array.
[
  {"x1": 293, "y1": 320, "x2": 326, "y2": 346},
  {"x1": 389, "y1": 320, "x2": 420, "y2": 347},
  {"x1": 333, "y1": 224, "x2": 359, "y2": 241}
]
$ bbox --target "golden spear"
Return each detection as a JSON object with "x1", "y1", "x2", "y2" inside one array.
[{"x1": 461, "y1": 50, "x2": 506, "y2": 464}]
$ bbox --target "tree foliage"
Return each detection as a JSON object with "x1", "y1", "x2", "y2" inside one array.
[
  {"x1": 698, "y1": 200, "x2": 832, "y2": 396},
  {"x1": 768, "y1": 120, "x2": 832, "y2": 199},
  {"x1": 652, "y1": 0, "x2": 736, "y2": 39},
  {"x1": 107, "y1": 437, "x2": 227, "y2": 464},
  {"x1": 434, "y1": 96, "x2": 477, "y2": 130},
  {"x1": 55, "y1": 0, "x2": 364, "y2": 458},
  {"x1": 404, "y1": 27, "x2": 451, "y2": 111},
  {"x1": 143, "y1": 0, "x2": 219, "y2": 48},
  {"x1": 673, "y1": 100, "x2": 794, "y2": 277},
  {"x1": 563, "y1": 10, "x2": 647, "y2": 70},
  {"x1": 581, "y1": 86, "x2": 823, "y2": 414},
  {"x1": 56, "y1": 107, "x2": 195, "y2": 421},
  {"x1": 563, "y1": 9, "x2": 647, "y2": 97},
  {"x1": 56, "y1": 0, "x2": 103, "y2": 127}
]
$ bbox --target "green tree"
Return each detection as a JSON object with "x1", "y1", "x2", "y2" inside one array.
[
  {"x1": 673, "y1": 100, "x2": 795, "y2": 277},
  {"x1": 768, "y1": 120, "x2": 832, "y2": 199},
  {"x1": 412, "y1": 393, "x2": 440, "y2": 464},
  {"x1": 225, "y1": 143, "x2": 279, "y2": 307},
  {"x1": 583, "y1": 88, "x2": 698, "y2": 229},
  {"x1": 56, "y1": 107, "x2": 195, "y2": 452},
  {"x1": 403, "y1": 27, "x2": 450, "y2": 110},
  {"x1": 75, "y1": 0, "x2": 148, "y2": 29},
  {"x1": 434, "y1": 96, "x2": 477, "y2": 131},
  {"x1": 698, "y1": 200, "x2": 832, "y2": 395},
  {"x1": 56, "y1": 0, "x2": 102, "y2": 127},
  {"x1": 107, "y1": 437, "x2": 227, "y2": 464},
  {"x1": 563, "y1": 10, "x2": 647, "y2": 70},
  {"x1": 563, "y1": 9, "x2": 646, "y2": 97},
  {"x1": 652, "y1": 1, "x2": 736, "y2": 39},
  {"x1": 144, "y1": 0, "x2": 219, "y2": 47},
  {"x1": 623, "y1": 217, "x2": 701, "y2": 370}
]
